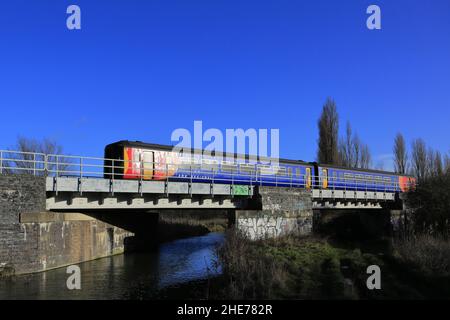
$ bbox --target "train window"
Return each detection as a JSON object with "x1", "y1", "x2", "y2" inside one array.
[
  {"x1": 287, "y1": 167, "x2": 293, "y2": 177},
  {"x1": 202, "y1": 159, "x2": 218, "y2": 171},
  {"x1": 296, "y1": 168, "x2": 302, "y2": 177},
  {"x1": 258, "y1": 165, "x2": 273, "y2": 175},
  {"x1": 221, "y1": 162, "x2": 237, "y2": 173},
  {"x1": 178, "y1": 157, "x2": 192, "y2": 170},
  {"x1": 333, "y1": 171, "x2": 337, "y2": 181},
  {"x1": 190, "y1": 160, "x2": 201, "y2": 170},
  {"x1": 275, "y1": 167, "x2": 286, "y2": 176},
  {"x1": 239, "y1": 163, "x2": 255, "y2": 175}
]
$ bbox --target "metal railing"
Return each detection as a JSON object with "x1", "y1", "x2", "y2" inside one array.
[{"x1": 0, "y1": 149, "x2": 414, "y2": 192}]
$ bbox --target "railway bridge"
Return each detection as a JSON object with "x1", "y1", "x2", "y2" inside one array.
[{"x1": 0, "y1": 150, "x2": 405, "y2": 275}]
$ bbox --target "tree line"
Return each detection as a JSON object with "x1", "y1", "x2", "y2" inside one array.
[
  {"x1": 317, "y1": 97, "x2": 450, "y2": 178},
  {"x1": 317, "y1": 97, "x2": 450, "y2": 237}
]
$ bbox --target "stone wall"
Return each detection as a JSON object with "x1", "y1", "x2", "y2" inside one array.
[
  {"x1": 0, "y1": 175, "x2": 46, "y2": 224},
  {"x1": 0, "y1": 175, "x2": 132, "y2": 276},
  {"x1": 235, "y1": 186, "x2": 313, "y2": 240}
]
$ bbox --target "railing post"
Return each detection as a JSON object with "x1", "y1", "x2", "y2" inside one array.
[
  {"x1": 231, "y1": 169, "x2": 234, "y2": 196},
  {"x1": 112, "y1": 159, "x2": 115, "y2": 180},
  {"x1": 140, "y1": 159, "x2": 144, "y2": 195},
  {"x1": 189, "y1": 165, "x2": 193, "y2": 198},
  {"x1": 80, "y1": 158, "x2": 83, "y2": 178},
  {"x1": 79, "y1": 157, "x2": 83, "y2": 195},
  {"x1": 33, "y1": 153, "x2": 36, "y2": 176},
  {"x1": 211, "y1": 169, "x2": 215, "y2": 197},
  {"x1": 165, "y1": 163, "x2": 169, "y2": 197},
  {"x1": 44, "y1": 154, "x2": 48, "y2": 175},
  {"x1": 56, "y1": 156, "x2": 59, "y2": 177},
  {"x1": 111, "y1": 159, "x2": 115, "y2": 195},
  {"x1": 0, "y1": 150, "x2": 3, "y2": 174}
]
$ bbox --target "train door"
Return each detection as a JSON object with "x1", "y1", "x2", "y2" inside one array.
[
  {"x1": 142, "y1": 150, "x2": 153, "y2": 180},
  {"x1": 305, "y1": 167, "x2": 312, "y2": 189},
  {"x1": 322, "y1": 168, "x2": 328, "y2": 189}
]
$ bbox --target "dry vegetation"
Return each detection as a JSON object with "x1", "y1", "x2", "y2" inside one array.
[
  {"x1": 394, "y1": 235, "x2": 450, "y2": 276},
  {"x1": 210, "y1": 229, "x2": 450, "y2": 300}
]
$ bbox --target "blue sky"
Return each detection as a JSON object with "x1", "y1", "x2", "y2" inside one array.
[{"x1": 1, "y1": 0, "x2": 449, "y2": 169}]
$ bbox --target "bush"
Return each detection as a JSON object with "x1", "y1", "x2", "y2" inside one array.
[
  {"x1": 406, "y1": 172, "x2": 450, "y2": 237},
  {"x1": 217, "y1": 229, "x2": 290, "y2": 299}
]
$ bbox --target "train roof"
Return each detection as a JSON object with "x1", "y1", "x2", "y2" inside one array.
[
  {"x1": 317, "y1": 163, "x2": 414, "y2": 177},
  {"x1": 105, "y1": 140, "x2": 314, "y2": 166}
]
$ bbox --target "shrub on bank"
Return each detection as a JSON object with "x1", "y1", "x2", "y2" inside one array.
[
  {"x1": 216, "y1": 230, "x2": 363, "y2": 299},
  {"x1": 406, "y1": 172, "x2": 450, "y2": 237}
]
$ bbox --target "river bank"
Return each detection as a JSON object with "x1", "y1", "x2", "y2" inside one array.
[{"x1": 160, "y1": 231, "x2": 450, "y2": 300}]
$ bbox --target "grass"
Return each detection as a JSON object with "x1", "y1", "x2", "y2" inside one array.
[{"x1": 206, "y1": 230, "x2": 450, "y2": 300}]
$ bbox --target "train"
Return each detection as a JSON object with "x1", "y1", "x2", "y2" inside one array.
[{"x1": 104, "y1": 140, "x2": 416, "y2": 193}]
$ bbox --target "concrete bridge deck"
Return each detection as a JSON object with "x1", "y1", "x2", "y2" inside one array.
[{"x1": 46, "y1": 177, "x2": 396, "y2": 210}]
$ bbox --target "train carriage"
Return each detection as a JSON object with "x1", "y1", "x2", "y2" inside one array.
[
  {"x1": 104, "y1": 141, "x2": 315, "y2": 188},
  {"x1": 316, "y1": 164, "x2": 415, "y2": 193},
  {"x1": 104, "y1": 140, "x2": 415, "y2": 192}
]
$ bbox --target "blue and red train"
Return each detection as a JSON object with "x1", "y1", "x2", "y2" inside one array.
[{"x1": 104, "y1": 140, "x2": 415, "y2": 193}]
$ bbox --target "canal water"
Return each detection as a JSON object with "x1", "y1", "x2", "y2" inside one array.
[{"x1": 0, "y1": 232, "x2": 224, "y2": 300}]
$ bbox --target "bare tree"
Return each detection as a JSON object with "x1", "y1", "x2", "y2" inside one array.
[
  {"x1": 445, "y1": 153, "x2": 450, "y2": 174},
  {"x1": 393, "y1": 133, "x2": 408, "y2": 174},
  {"x1": 428, "y1": 149, "x2": 443, "y2": 177},
  {"x1": 360, "y1": 144, "x2": 372, "y2": 169},
  {"x1": 338, "y1": 140, "x2": 347, "y2": 167},
  {"x1": 317, "y1": 98, "x2": 339, "y2": 164},
  {"x1": 352, "y1": 133, "x2": 361, "y2": 168},
  {"x1": 338, "y1": 122, "x2": 354, "y2": 167},
  {"x1": 411, "y1": 138, "x2": 428, "y2": 181},
  {"x1": 343, "y1": 122, "x2": 354, "y2": 166},
  {"x1": 3, "y1": 136, "x2": 69, "y2": 175},
  {"x1": 338, "y1": 122, "x2": 371, "y2": 169}
]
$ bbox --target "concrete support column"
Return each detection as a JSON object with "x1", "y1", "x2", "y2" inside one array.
[{"x1": 235, "y1": 186, "x2": 313, "y2": 240}]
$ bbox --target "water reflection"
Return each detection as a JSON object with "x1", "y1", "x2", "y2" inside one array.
[{"x1": 0, "y1": 232, "x2": 224, "y2": 300}]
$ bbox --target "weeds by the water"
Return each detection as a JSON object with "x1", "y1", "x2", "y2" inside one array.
[
  {"x1": 212, "y1": 229, "x2": 450, "y2": 300},
  {"x1": 215, "y1": 230, "x2": 363, "y2": 299}
]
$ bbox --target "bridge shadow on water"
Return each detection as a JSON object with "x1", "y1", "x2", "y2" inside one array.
[{"x1": 82, "y1": 209, "x2": 230, "y2": 252}]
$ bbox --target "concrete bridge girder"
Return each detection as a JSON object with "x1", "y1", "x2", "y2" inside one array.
[
  {"x1": 46, "y1": 193, "x2": 245, "y2": 210},
  {"x1": 46, "y1": 177, "x2": 254, "y2": 196},
  {"x1": 312, "y1": 189, "x2": 395, "y2": 201}
]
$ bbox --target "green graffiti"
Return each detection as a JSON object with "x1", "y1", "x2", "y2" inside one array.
[{"x1": 233, "y1": 185, "x2": 249, "y2": 196}]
